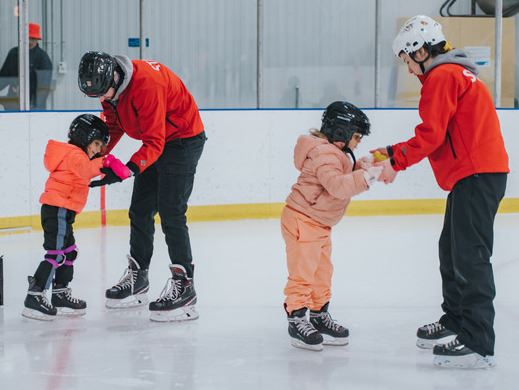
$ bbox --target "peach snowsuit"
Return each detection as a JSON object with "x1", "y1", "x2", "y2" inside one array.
[{"x1": 282, "y1": 134, "x2": 368, "y2": 313}]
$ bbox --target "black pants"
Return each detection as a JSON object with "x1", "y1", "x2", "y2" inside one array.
[
  {"x1": 129, "y1": 132, "x2": 206, "y2": 278},
  {"x1": 34, "y1": 205, "x2": 77, "y2": 290},
  {"x1": 438, "y1": 173, "x2": 507, "y2": 356}
]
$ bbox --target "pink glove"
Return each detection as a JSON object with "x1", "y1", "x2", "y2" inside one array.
[
  {"x1": 103, "y1": 154, "x2": 132, "y2": 180},
  {"x1": 374, "y1": 159, "x2": 397, "y2": 184}
]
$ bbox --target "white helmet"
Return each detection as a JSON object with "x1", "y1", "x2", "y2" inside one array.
[{"x1": 392, "y1": 15, "x2": 446, "y2": 57}]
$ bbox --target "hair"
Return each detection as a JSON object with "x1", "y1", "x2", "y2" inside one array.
[
  {"x1": 309, "y1": 129, "x2": 329, "y2": 140},
  {"x1": 429, "y1": 41, "x2": 454, "y2": 57}
]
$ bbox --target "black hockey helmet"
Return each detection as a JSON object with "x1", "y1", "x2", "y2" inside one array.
[
  {"x1": 78, "y1": 51, "x2": 117, "y2": 97},
  {"x1": 68, "y1": 114, "x2": 109, "y2": 151},
  {"x1": 320, "y1": 101, "x2": 370, "y2": 144}
]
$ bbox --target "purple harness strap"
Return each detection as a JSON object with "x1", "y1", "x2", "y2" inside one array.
[
  {"x1": 45, "y1": 244, "x2": 78, "y2": 268},
  {"x1": 64, "y1": 244, "x2": 77, "y2": 266},
  {"x1": 63, "y1": 244, "x2": 77, "y2": 254},
  {"x1": 46, "y1": 249, "x2": 64, "y2": 255},
  {"x1": 45, "y1": 257, "x2": 61, "y2": 268}
]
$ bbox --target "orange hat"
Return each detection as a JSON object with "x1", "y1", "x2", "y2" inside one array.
[{"x1": 29, "y1": 23, "x2": 42, "y2": 40}]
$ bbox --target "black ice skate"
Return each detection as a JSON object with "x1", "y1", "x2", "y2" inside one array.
[
  {"x1": 22, "y1": 276, "x2": 57, "y2": 321},
  {"x1": 286, "y1": 306, "x2": 323, "y2": 351},
  {"x1": 105, "y1": 255, "x2": 149, "y2": 309},
  {"x1": 416, "y1": 321, "x2": 456, "y2": 349},
  {"x1": 310, "y1": 302, "x2": 349, "y2": 346},
  {"x1": 52, "y1": 284, "x2": 87, "y2": 316},
  {"x1": 149, "y1": 265, "x2": 198, "y2": 322},
  {"x1": 433, "y1": 337, "x2": 496, "y2": 368}
]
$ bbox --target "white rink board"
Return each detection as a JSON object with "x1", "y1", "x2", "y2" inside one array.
[{"x1": 0, "y1": 109, "x2": 517, "y2": 218}]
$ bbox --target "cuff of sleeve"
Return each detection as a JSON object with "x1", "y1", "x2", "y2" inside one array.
[
  {"x1": 126, "y1": 161, "x2": 140, "y2": 176},
  {"x1": 386, "y1": 145, "x2": 397, "y2": 168}
]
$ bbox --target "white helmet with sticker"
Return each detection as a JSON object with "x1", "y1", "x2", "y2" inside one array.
[{"x1": 392, "y1": 15, "x2": 446, "y2": 57}]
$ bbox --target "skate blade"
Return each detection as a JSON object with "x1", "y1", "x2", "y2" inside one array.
[
  {"x1": 56, "y1": 307, "x2": 86, "y2": 316},
  {"x1": 322, "y1": 334, "x2": 349, "y2": 346},
  {"x1": 416, "y1": 334, "x2": 456, "y2": 349},
  {"x1": 21, "y1": 308, "x2": 56, "y2": 321},
  {"x1": 106, "y1": 293, "x2": 148, "y2": 309},
  {"x1": 290, "y1": 338, "x2": 323, "y2": 351},
  {"x1": 149, "y1": 305, "x2": 199, "y2": 322},
  {"x1": 433, "y1": 354, "x2": 496, "y2": 369}
]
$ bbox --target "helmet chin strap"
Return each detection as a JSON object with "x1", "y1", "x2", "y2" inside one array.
[
  {"x1": 111, "y1": 66, "x2": 125, "y2": 97},
  {"x1": 344, "y1": 147, "x2": 356, "y2": 170}
]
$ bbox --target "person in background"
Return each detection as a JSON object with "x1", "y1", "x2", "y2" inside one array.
[
  {"x1": 282, "y1": 101, "x2": 382, "y2": 351},
  {"x1": 78, "y1": 51, "x2": 206, "y2": 322},
  {"x1": 373, "y1": 15, "x2": 509, "y2": 368},
  {"x1": 22, "y1": 114, "x2": 130, "y2": 320},
  {"x1": 0, "y1": 22, "x2": 53, "y2": 110}
]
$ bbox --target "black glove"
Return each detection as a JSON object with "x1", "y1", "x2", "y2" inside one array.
[
  {"x1": 89, "y1": 167, "x2": 123, "y2": 188},
  {"x1": 126, "y1": 161, "x2": 140, "y2": 176}
]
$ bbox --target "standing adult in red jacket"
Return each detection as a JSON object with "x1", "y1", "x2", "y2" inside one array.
[
  {"x1": 78, "y1": 51, "x2": 206, "y2": 322},
  {"x1": 373, "y1": 15, "x2": 509, "y2": 368}
]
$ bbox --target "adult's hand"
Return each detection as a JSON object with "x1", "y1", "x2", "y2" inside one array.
[
  {"x1": 374, "y1": 159, "x2": 398, "y2": 184},
  {"x1": 369, "y1": 147, "x2": 390, "y2": 158}
]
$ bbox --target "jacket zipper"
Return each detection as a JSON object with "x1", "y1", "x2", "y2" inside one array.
[{"x1": 446, "y1": 132, "x2": 457, "y2": 159}]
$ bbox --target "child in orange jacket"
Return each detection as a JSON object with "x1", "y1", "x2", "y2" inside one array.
[
  {"x1": 22, "y1": 114, "x2": 131, "y2": 321},
  {"x1": 282, "y1": 101, "x2": 382, "y2": 351}
]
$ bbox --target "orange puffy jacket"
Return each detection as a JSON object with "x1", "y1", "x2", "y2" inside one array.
[
  {"x1": 39, "y1": 140, "x2": 103, "y2": 213},
  {"x1": 391, "y1": 57, "x2": 509, "y2": 191},
  {"x1": 102, "y1": 59, "x2": 204, "y2": 173}
]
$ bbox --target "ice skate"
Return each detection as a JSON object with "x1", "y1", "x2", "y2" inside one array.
[
  {"x1": 286, "y1": 307, "x2": 323, "y2": 351},
  {"x1": 416, "y1": 321, "x2": 456, "y2": 349},
  {"x1": 52, "y1": 285, "x2": 86, "y2": 316},
  {"x1": 310, "y1": 303, "x2": 349, "y2": 346},
  {"x1": 433, "y1": 338, "x2": 496, "y2": 368},
  {"x1": 105, "y1": 255, "x2": 149, "y2": 309},
  {"x1": 149, "y1": 265, "x2": 198, "y2": 322},
  {"x1": 22, "y1": 276, "x2": 57, "y2": 321}
]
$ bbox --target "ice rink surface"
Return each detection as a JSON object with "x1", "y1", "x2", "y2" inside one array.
[{"x1": 1, "y1": 213, "x2": 518, "y2": 389}]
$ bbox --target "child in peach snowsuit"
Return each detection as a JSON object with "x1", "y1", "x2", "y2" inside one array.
[{"x1": 282, "y1": 101, "x2": 382, "y2": 351}]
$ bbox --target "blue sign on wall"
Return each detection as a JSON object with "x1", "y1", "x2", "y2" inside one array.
[{"x1": 128, "y1": 38, "x2": 150, "y2": 47}]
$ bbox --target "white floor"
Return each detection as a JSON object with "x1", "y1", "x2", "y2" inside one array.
[{"x1": 1, "y1": 213, "x2": 518, "y2": 389}]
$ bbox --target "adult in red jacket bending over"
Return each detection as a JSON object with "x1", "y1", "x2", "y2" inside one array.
[
  {"x1": 79, "y1": 51, "x2": 206, "y2": 322},
  {"x1": 373, "y1": 16, "x2": 509, "y2": 368}
]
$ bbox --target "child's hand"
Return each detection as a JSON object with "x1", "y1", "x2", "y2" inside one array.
[
  {"x1": 363, "y1": 166, "x2": 383, "y2": 187},
  {"x1": 357, "y1": 156, "x2": 374, "y2": 170},
  {"x1": 102, "y1": 154, "x2": 131, "y2": 180}
]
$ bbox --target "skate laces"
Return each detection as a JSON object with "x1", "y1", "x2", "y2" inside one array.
[
  {"x1": 290, "y1": 317, "x2": 318, "y2": 337},
  {"x1": 113, "y1": 256, "x2": 140, "y2": 292},
  {"x1": 54, "y1": 288, "x2": 81, "y2": 304},
  {"x1": 113, "y1": 267, "x2": 137, "y2": 292},
  {"x1": 423, "y1": 321, "x2": 444, "y2": 335},
  {"x1": 318, "y1": 311, "x2": 343, "y2": 332},
  {"x1": 156, "y1": 277, "x2": 183, "y2": 302},
  {"x1": 444, "y1": 338, "x2": 463, "y2": 350},
  {"x1": 28, "y1": 290, "x2": 53, "y2": 310}
]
